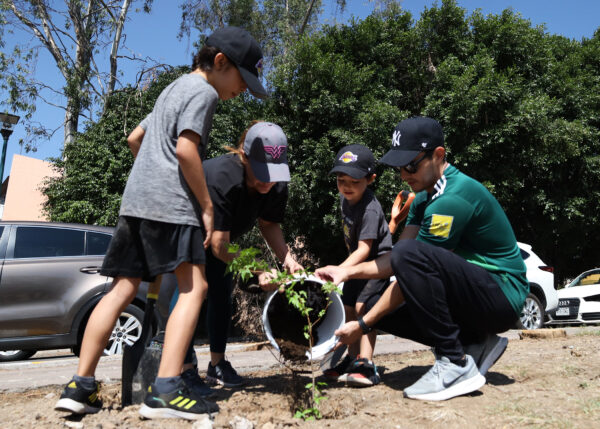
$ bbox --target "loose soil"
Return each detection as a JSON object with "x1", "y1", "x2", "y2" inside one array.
[{"x1": 1, "y1": 331, "x2": 599, "y2": 428}]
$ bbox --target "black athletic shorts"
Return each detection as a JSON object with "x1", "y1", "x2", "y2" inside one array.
[
  {"x1": 342, "y1": 277, "x2": 391, "y2": 307},
  {"x1": 100, "y1": 216, "x2": 206, "y2": 282}
]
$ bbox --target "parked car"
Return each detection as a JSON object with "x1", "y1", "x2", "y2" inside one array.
[
  {"x1": 0, "y1": 221, "x2": 174, "y2": 362},
  {"x1": 546, "y1": 268, "x2": 600, "y2": 325},
  {"x1": 517, "y1": 242, "x2": 558, "y2": 330}
]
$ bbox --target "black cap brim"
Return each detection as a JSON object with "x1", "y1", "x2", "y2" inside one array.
[
  {"x1": 239, "y1": 67, "x2": 268, "y2": 99},
  {"x1": 379, "y1": 149, "x2": 421, "y2": 167},
  {"x1": 329, "y1": 165, "x2": 369, "y2": 179}
]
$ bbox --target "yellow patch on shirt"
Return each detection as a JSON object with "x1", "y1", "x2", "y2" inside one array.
[{"x1": 429, "y1": 214, "x2": 454, "y2": 238}]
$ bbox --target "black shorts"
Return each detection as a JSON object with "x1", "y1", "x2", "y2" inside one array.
[
  {"x1": 100, "y1": 216, "x2": 206, "y2": 282},
  {"x1": 342, "y1": 277, "x2": 391, "y2": 307}
]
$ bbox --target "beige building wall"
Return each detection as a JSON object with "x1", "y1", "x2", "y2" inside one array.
[{"x1": 2, "y1": 155, "x2": 60, "y2": 221}]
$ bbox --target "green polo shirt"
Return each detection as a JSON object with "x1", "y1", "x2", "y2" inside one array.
[{"x1": 406, "y1": 164, "x2": 529, "y2": 315}]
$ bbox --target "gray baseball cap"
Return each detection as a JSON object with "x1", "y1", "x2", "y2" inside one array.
[{"x1": 244, "y1": 122, "x2": 290, "y2": 182}]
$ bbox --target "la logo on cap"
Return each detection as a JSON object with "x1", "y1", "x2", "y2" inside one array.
[
  {"x1": 392, "y1": 130, "x2": 401, "y2": 147},
  {"x1": 339, "y1": 151, "x2": 358, "y2": 163}
]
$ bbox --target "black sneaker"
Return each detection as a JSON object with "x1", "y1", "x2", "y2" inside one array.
[
  {"x1": 323, "y1": 354, "x2": 355, "y2": 382},
  {"x1": 345, "y1": 358, "x2": 381, "y2": 387},
  {"x1": 54, "y1": 379, "x2": 101, "y2": 414},
  {"x1": 181, "y1": 367, "x2": 215, "y2": 397},
  {"x1": 463, "y1": 334, "x2": 508, "y2": 375},
  {"x1": 138, "y1": 381, "x2": 219, "y2": 420},
  {"x1": 206, "y1": 359, "x2": 245, "y2": 387}
]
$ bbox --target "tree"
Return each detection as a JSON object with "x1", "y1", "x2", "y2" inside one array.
[
  {"x1": 177, "y1": 0, "x2": 347, "y2": 69},
  {"x1": 0, "y1": 0, "x2": 154, "y2": 148}
]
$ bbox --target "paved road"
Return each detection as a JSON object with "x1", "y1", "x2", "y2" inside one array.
[{"x1": 0, "y1": 328, "x2": 578, "y2": 392}]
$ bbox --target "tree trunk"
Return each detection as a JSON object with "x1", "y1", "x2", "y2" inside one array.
[
  {"x1": 63, "y1": 100, "x2": 80, "y2": 148},
  {"x1": 105, "y1": 0, "x2": 133, "y2": 115}
]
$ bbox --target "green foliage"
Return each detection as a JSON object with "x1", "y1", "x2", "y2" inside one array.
[{"x1": 225, "y1": 243, "x2": 269, "y2": 281}]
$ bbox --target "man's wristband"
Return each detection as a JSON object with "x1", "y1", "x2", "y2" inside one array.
[{"x1": 358, "y1": 317, "x2": 372, "y2": 334}]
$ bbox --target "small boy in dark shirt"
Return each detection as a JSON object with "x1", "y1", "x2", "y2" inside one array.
[{"x1": 323, "y1": 144, "x2": 392, "y2": 387}]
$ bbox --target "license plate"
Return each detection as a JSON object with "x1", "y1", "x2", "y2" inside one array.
[{"x1": 556, "y1": 307, "x2": 570, "y2": 316}]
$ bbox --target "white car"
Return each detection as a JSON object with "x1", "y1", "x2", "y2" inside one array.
[
  {"x1": 546, "y1": 268, "x2": 600, "y2": 325},
  {"x1": 517, "y1": 242, "x2": 558, "y2": 329}
]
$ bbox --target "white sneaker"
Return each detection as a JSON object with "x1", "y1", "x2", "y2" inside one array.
[{"x1": 403, "y1": 355, "x2": 485, "y2": 401}]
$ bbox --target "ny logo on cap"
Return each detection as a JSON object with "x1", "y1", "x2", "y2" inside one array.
[
  {"x1": 392, "y1": 130, "x2": 401, "y2": 147},
  {"x1": 264, "y1": 145, "x2": 286, "y2": 159}
]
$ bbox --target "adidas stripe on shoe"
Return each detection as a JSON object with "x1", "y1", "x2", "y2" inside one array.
[
  {"x1": 54, "y1": 379, "x2": 102, "y2": 414},
  {"x1": 139, "y1": 381, "x2": 219, "y2": 420}
]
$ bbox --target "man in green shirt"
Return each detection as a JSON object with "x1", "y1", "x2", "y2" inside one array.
[{"x1": 316, "y1": 117, "x2": 528, "y2": 401}]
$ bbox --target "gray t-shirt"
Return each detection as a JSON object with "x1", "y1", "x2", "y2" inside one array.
[
  {"x1": 120, "y1": 73, "x2": 218, "y2": 226},
  {"x1": 340, "y1": 188, "x2": 393, "y2": 261}
]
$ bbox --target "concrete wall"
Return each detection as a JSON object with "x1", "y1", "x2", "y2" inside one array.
[{"x1": 1, "y1": 155, "x2": 59, "y2": 221}]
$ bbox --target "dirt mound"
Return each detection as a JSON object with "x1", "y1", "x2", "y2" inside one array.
[{"x1": 1, "y1": 331, "x2": 599, "y2": 428}]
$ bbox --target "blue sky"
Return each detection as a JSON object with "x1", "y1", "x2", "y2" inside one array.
[{"x1": 2, "y1": 0, "x2": 599, "y2": 181}]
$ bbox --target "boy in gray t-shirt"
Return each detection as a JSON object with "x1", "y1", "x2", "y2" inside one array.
[
  {"x1": 55, "y1": 27, "x2": 267, "y2": 421},
  {"x1": 323, "y1": 144, "x2": 392, "y2": 388}
]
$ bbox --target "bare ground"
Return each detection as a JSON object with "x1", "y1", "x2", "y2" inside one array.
[{"x1": 1, "y1": 330, "x2": 599, "y2": 428}]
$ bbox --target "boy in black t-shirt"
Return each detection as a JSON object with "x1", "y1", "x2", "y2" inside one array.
[{"x1": 323, "y1": 144, "x2": 392, "y2": 387}]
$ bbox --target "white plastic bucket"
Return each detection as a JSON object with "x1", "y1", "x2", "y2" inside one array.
[{"x1": 262, "y1": 275, "x2": 345, "y2": 360}]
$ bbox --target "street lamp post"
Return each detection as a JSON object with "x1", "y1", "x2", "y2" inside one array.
[{"x1": 0, "y1": 112, "x2": 21, "y2": 183}]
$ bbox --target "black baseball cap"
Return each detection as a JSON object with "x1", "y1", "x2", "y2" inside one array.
[
  {"x1": 244, "y1": 122, "x2": 290, "y2": 182},
  {"x1": 379, "y1": 117, "x2": 444, "y2": 167},
  {"x1": 329, "y1": 144, "x2": 375, "y2": 179},
  {"x1": 205, "y1": 26, "x2": 268, "y2": 99}
]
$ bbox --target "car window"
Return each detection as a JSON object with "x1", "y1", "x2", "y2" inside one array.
[
  {"x1": 577, "y1": 271, "x2": 600, "y2": 286},
  {"x1": 14, "y1": 227, "x2": 85, "y2": 258},
  {"x1": 86, "y1": 231, "x2": 112, "y2": 255}
]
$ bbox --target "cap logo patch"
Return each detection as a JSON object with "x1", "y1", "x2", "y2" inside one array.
[
  {"x1": 392, "y1": 130, "x2": 401, "y2": 147},
  {"x1": 339, "y1": 151, "x2": 358, "y2": 163},
  {"x1": 255, "y1": 58, "x2": 263, "y2": 74},
  {"x1": 264, "y1": 145, "x2": 286, "y2": 159}
]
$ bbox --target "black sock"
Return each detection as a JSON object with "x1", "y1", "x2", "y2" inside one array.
[{"x1": 450, "y1": 356, "x2": 468, "y2": 367}]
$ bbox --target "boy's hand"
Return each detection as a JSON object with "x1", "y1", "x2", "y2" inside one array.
[
  {"x1": 315, "y1": 265, "x2": 349, "y2": 285},
  {"x1": 283, "y1": 253, "x2": 303, "y2": 274},
  {"x1": 201, "y1": 205, "x2": 214, "y2": 249},
  {"x1": 258, "y1": 269, "x2": 280, "y2": 292}
]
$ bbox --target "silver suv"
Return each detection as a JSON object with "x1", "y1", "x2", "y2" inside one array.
[{"x1": 0, "y1": 221, "x2": 172, "y2": 362}]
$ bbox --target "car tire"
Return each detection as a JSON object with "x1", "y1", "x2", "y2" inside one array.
[
  {"x1": 518, "y1": 293, "x2": 545, "y2": 330},
  {"x1": 0, "y1": 350, "x2": 36, "y2": 362}
]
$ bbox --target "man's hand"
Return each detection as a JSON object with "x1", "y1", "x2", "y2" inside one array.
[
  {"x1": 201, "y1": 205, "x2": 213, "y2": 249},
  {"x1": 334, "y1": 321, "x2": 362, "y2": 346},
  {"x1": 315, "y1": 265, "x2": 350, "y2": 285},
  {"x1": 283, "y1": 252, "x2": 303, "y2": 274},
  {"x1": 258, "y1": 269, "x2": 280, "y2": 292}
]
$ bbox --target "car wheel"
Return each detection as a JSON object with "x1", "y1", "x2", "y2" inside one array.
[
  {"x1": 104, "y1": 304, "x2": 145, "y2": 356},
  {"x1": 518, "y1": 293, "x2": 545, "y2": 330},
  {"x1": 0, "y1": 350, "x2": 36, "y2": 362}
]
